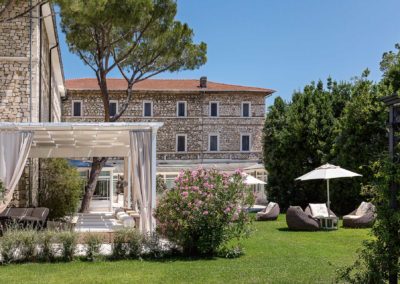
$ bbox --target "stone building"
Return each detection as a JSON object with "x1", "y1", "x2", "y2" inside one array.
[
  {"x1": 63, "y1": 78, "x2": 274, "y2": 188},
  {"x1": 0, "y1": 1, "x2": 65, "y2": 206}
]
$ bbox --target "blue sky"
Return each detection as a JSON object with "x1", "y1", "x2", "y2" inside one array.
[{"x1": 57, "y1": 0, "x2": 400, "y2": 107}]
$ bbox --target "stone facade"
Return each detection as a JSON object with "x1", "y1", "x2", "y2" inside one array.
[
  {"x1": 0, "y1": 1, "x2": 65, "y2": 206},
  {"x1": 62, "y1": 89, "x2": 267, "y2": 164}
]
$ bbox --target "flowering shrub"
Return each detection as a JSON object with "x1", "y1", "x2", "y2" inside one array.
[{"x1": 154, "y1": 168, "x2": 254, "y2": 256}]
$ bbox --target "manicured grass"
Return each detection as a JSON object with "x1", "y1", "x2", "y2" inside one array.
[{"x1": 0, "y1": 215, "x2": 370, "y2": 284}]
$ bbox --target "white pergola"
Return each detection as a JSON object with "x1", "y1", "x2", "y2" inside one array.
[{"x1": 0, "y1": 122, "x2": 163, "y2": 232}]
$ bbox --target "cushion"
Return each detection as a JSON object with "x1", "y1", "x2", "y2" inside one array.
[
  {"x1": 119, "y1": 215, "x2": 134, "y2": 227},
  {"x1": 7, "y1": 208, "x2": 29, "y2": 218},
  {"x1": 30, "y1": 208, "x2": 48, "y2": 219},
  {"x1": 0, "y1": 208, "x2": 11, "y2": 217},
  {"x1": 116, "y1": 212, "x2": 127, "y2": 220},
  {"x1": 309, "y1": 203, "x2": 329, "y2": 218},
  {"x1": 265, "y1": 202, "x2": 276, "y2": 214},
  {"x1": 356, "y1": 202, "x2": 373, "y2": 216},
  {"x1": 343, "y1": 215, "x2": 361, "y2": 220}
]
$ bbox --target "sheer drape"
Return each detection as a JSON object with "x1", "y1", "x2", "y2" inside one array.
[
  {"x1": 129, "y1": 130, "x2": 153, "y2": 233},
  {"x1": 0, "y1": 131, "x2": 33, "y2": 211}
]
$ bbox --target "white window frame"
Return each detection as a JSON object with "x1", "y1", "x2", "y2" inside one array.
[
  {"x1": 143, "y1": 100, "x2": 153, "y2": 117},
  {"x1": 72, "y1": 100, "x2": 83, "y2": 117},
  {"x1": 240, "y1": 133, "x2": 251, "y2": 152},
  {"x1": 208, "y1": 133, "x2": 219, "y2": 152},
  {"x1": 176, "y1": 101, "x2": 187, "y2": 117},
  {"x1": 109, "y1": 100, "x2": 118, "y2": 117},
  {"x1": 209, "y1": 101, "x2": 219, "y2": 117},
  {"x1": 176, "y1": 134, "x2": 187, "y2": 152},
  {"x1": 241, "y1": 101, "x2": 251, "y2": 117}
]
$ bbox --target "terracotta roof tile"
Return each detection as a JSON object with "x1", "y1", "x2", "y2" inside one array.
[{"x1": 65, "y1": 78, "x2": 275, "y2": 94}]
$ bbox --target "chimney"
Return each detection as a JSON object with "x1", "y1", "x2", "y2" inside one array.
[{"x1": 200, "y1": 76, "x2": 207, "y2": 88}]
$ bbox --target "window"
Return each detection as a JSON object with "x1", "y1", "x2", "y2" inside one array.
[
  {"x1": 241, "y1": 134, "x2": 251, "y2": 152},
  {"x1": 241, "y1": 102, "x2": 251, "y2": 117},
  {"x1": 143, "y1": 101, "x2": 153, "y2": 117},
  {"x1": 209, "y1": 134, "x2": 219, "y2": 151},
  {"x1": 176, "y1": 134, "x2": 187, "y2": 152},
  {"x1": 177, "y1": 101, "x2": 187, "y2": 117},
  {"x1": 72, "y1": 100, "x2": 82, "y2": 117},
  {"x1": 209, "y1": 101, "x2": 219, "y2": 117},
  {"x1": 109, "y1": 101, "x2": 118, "y2": 117}
]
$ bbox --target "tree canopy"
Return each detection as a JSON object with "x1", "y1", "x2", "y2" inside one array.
[
  {"x1": 58, "y1": 0, "x2": 206, "y2": 120},
  {"x1": 263, "y1": 71, "x2": 388, "y2": 214},
  {"x1": 56, "y1": 0, "x2": 207, "y2": 212}
]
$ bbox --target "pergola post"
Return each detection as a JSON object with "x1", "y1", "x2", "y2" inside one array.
[{"x1": 151, "y1": 127, "x2": 158, "y2": 232}]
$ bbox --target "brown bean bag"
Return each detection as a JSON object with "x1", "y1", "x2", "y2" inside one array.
[{"x1": 286, "y1": 206, "x2": 320, "y2": 231}]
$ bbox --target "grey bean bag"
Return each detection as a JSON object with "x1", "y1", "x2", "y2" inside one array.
[
  {"x1": 343, "y1": 202, "x2": 376, "y2": 228},
  {"x1": 256, "y1": 202, "x2": 280, "y2": 221}
]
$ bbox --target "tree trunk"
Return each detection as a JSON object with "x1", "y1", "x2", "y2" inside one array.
[
  {"x1": 79, "y1": 157, "x2": 108, "y2": 213},
  {"x1": 79, "y1": 71, "x2": 110, "y2": 213}
]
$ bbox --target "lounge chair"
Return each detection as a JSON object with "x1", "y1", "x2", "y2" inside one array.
[
  {"x1": 286, "y1": 206, "x2": 320, "y2": 231},
  {"x1": 343, "y1": 202, "x2": 376, "y2": 228},
  {"x1": 256, "y1": 202, "x2": 280, "y2": 221},
  {"x1": 0, "y1": 207, "x2": 49, "y2": 229},
  {"x1": 305, "y1": 203, "x2": 337, "y2": 218}
]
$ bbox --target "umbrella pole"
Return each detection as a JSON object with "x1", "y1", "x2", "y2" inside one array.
[{"x1": 327, "y1": 179, "x2": 330, "y2": 217}]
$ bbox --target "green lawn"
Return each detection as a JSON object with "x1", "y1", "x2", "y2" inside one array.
[{"x1": 0, "y1": 215, "x2": 370, "y2": 284}]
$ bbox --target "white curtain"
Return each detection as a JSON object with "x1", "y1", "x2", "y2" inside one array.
[
  {"x1": 129, "y1": 130, "x2": 153, "y2": 233},
  {"x1": 0, "y1": 131, "x2": 34, "y2": 211}
]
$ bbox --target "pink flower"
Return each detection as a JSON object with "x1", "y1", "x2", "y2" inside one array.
[
  {"x1": 224, "y1": 207, "x2": 231, "y2": 214},
  {"x1": 203, "y1": 210, "x2": 209, "y2": 215},
  {"x1": 181, "y1": 191, "x2": 189, "y2": 197},
  {"x1": 191, "y1": 171, "x2": 198, "y2": 177},
  {"x1": 235, "y1": 168, "x2": 242, "y2": 174}
]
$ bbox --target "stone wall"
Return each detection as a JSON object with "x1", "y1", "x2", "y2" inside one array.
[
  {"x1": 63, "y1": 90, "x2": 266, "y2": 162},
  {"x1": 0, "y1": 1, "x2": 55, "y2": 206},
  {"x1": 0, "y1": 1, "x2": 37, "y2": 123}
]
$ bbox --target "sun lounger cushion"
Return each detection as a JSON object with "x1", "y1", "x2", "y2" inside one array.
[{"x1": 309, "y1": 203, "x2": 329, "y2": 218}]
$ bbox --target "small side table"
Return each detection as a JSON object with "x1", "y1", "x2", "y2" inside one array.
[{"x1": 318, "y1": 216, "x2": 339, "y2": 230}]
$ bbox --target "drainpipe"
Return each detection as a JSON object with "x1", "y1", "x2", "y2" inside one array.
[
  {"x1": 38, "y1": 2, "x2": 46, "y2": 122},
  {"x1": 29, "y1": 0, "x2": 32, "y2": 122},
  {"x1": 38, "y1": 2, "x2": 46, "y2": 199},
  {"x1": 48, "y1": 44, "x2": 58, "y2": 122}
]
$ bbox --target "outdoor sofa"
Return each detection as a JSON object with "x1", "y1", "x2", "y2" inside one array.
[
  {"x1": 343, "y1": 202, "x2": 376, "y2": 228},
  {"x1": 256, "y1": 202, "x2": 280, "y2": 221},
  {"x1": 286, "y1": 206, "x2": 320, "y2": 231},
  {"x1": 0, "y1": 207, "x2": 49, "y2": 230}
]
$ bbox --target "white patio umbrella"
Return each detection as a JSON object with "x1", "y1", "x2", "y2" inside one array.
[
  {"x1": 243, "y1": 174, "x2": 267, "y2": 185},
  {"x1": 295, "y1": 163, "x2": 361, "y2": 216}
]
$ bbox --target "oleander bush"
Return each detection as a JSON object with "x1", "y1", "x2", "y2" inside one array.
[
  {"x1": 37, "y1": 230, "x2": 58, "y2": 262},
  {"x1": 112, "y1": 228, "x2": 142, "y2": 260},
  {"x1": 58, "y1": 231, "x2": 77, "y2": 262},
  {"x1": 154, "y1": 168, "x2": 254, "y2": 256},
  {"x1": 84, "y1": 233, "x2": 102, "y2": 262}
]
